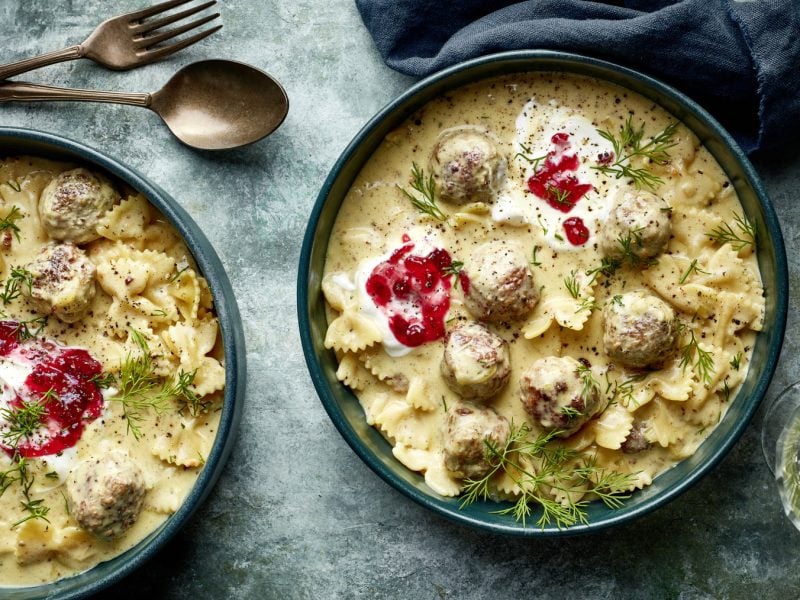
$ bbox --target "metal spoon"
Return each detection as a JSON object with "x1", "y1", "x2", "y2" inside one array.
[{"x1": 0, "y1": 59, "x2": 289, "y2": 150}]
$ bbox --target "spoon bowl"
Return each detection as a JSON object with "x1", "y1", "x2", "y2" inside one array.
[
  {"x1": 0, "y1": 59, "x2": 289, "y2": 150},
  {"x1": 151, "y1": 59, "x2": 289, "y2": 150}
]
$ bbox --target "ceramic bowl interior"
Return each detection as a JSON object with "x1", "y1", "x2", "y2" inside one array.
[
  {"x1": 298, "y1": 51, "x2": 788, "y2": 536},
  {"x1": 0, "y1": 128, "x2": 246, "y2": 598}
]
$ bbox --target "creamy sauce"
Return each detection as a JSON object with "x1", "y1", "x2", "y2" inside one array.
[
  {"x1": 322, "y1": 73, "x2": 764, "y2": 510},
  {"x1": 0, "y1": 156, "x2": 225, "y2": 586}
]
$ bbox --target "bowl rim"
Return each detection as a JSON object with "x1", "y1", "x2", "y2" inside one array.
[
  {"x1": 298, "y1": 49, "x2": 788, "y2": 536},
  {"x1": 0, "y1": 127, "x2": 246, "y2": 597}
]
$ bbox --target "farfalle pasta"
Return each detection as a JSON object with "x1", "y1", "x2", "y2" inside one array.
[
  {"x1": 0, "y1": 156, "x2": 225, "y2": 585},
  {"x1": 321, "y1": 72, "x2": 763, "y2": 524}
]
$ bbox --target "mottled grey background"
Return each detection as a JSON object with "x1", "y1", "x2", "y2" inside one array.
[{"x1": 1, "y1": 1, "x2": 799, "y2": 598}]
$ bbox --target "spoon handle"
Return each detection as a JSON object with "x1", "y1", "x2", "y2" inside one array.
[
  {"x1": 0, "y1": 81, "x2": 150, "y2": 107},
  {"x1": 0, "y1": 46, "x2": 84, "y2": 81}
]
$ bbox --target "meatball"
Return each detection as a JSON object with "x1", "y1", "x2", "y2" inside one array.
[
  {"x1": 429, "y1": 126, "x2": 506, "y2": 204},
  {"x1": 603, "y1": 290, "x2": 678, "y2": 368},
  {"x1": 519, "y1": 356, "x2": 601, "y2": 437},
  {"x1": 442, "y1": 403, "x2": 510, "y2": 480},
  {"x1": 441, "y1": 322, "x2": 511, "y2": 401},
  {"x1": 39, "y1": 168, "x2": 119, "y2": 243},
  {"x1": 66, "y1": 451, "x2": 146, "y2": 540},
  {"x1": 462, "y1": 241, "x2": 539, "y2": 323},
  {"x1": 22, "y1": 243, "x2": 96, "y2": 323},
  {"x1": 599, "y1": 189, "x2": 671, "y2": 260},
  {"x1": 621, "y1": 422, "x2": 651, "y2": 454}
]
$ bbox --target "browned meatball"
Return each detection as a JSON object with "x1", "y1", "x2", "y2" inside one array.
[
  {"x1": 519, "y1": 356, "x2": 601, "y2": 437},
  {"x1": 621, "y1": 422, "x2": 651, "y2": 454},
  {"x1": 39, "y1": 168, "x2": 118, "y2": 243},
  {"x1": 599, "y1": 190, "x2": 671, "y2": 260},
  {"x1": 22, "y1": 243, "x2": 96, "y2": 323},
  {"x1": 463, "y1": 241, "x2": 539, "y2": 323},
  {"x1": 430, "y1": 126, "x2": 506, "y2": 204},
  {"x1": 603, "y1": 290, "x2": 677, "y2": 368},
  {"x1": 441, "y1": 322, "x2": 511, "y2": 401},
  {"x1": 442, "y1": 403, "x2": 510, "y2": 480},
  {"x1": 66, "y1": 451, "x2": 146, "y2": 540}
]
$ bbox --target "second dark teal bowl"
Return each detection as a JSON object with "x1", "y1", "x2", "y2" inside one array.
[
  {"x1": 0, "y1": 128, "x2": 246, "y2": 597},
  {"x1": 298, "y1": 50, "x2": 787, "y2": 536}
]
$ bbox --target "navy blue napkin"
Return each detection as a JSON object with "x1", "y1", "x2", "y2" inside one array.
[{"x1": 355, "y1": 0, "x2": 800, "y2": 153}]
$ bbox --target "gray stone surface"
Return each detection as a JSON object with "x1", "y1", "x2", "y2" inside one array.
[{"x1": 1, "y1": 1, "x2": 799, "y2": 598}]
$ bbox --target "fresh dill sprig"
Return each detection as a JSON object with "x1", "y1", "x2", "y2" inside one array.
[
  {"x1": 592, "y1": 117, "x2": 678, "y2": 190},
  {"x1": 400, "y1": 163, "x2": 448, "y2": 221},
  {"x1": 460, "y1": 423, "x2": 637, "y2": 528},
  {"x1": 530, "y1": 245, "x2": 542, "y2": 268},
  {"x1": 546, "y1": 185, "x2": 573, "y2": 209},
  {"x1": 14, "y1": 316, "x2": 47, "y2": 341},
  {"x1": 679, "y1": 259, "x2": 710, "y2": 284},
  {"x1": 564, "y1": 270, "x2": 581, "y2": 299},
  {"x1": 0, "y1": 206, "x2": 23, "y2": 242},
  {"x1": 585, "y1": 257, "x2": 622, "y2": 281},
  {"x1": 111, "y1": 330, "x2": 173, "y2": 439},
  {"x1": 576, "y1": 363, "x2": 600, "y2": 404},
  {"x1": 514, "y1": 143, "x2": 548, "y2": 170},
  {"x1": 616, "y1": 230, "x2": 658, "y2": 270},
  {"x1": 166, "y1": 265, "x2": 190, "y2": 284},
  {"x1": 575, "y1": 296, "x2": 598, "y2": 314},
  {"x1": 165, "y1": 369, "x2": 208, "y2": 416},
  {"x1": 0, "y1": 267, "x2": 33, "y2": 305},
  {"x1": 5, "y1": 180, "x2": 21, "y2": 193},
  {"x1": 90, "y1": 371, "x2": 116, "y2": 389},
  {"x1": 730, "y1": 352, "x2": 742, "y2": 371},
  {"x1": 12, "y1": 458, "x2": 49, "y2": 527},
  {"x1": 442, "y1": 260, "x2": 464, "y2": 288},
  {"x1": 0, "y1": 397, "x2": 48, "y2": 450},
  {"x1": 679, "y1": 330, "x2": 715, "y2": 385},
  {"x1": 560, "y1": 406, "x2": 583, "y2": 419},
  {"x1": 706, "y1": 212, "x2": 757, "y2": 251},
  {"x1": 537, "y1": 216, "x2": 549, "y2": 236},
  {"x1": 110, "y1": 331, "x2": 208, "y2": 437},
  {"x1": 722, "y1": 379, "x2": 732, "y2": 402},
  {"x1": 0, "y1": 395, "x2": 53, "y2": 527},
  {"x1": 610, "y1": 373, "x2": 648, "y2": 407}
]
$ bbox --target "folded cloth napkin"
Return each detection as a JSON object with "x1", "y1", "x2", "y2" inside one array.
[{"x1": 355, "y1": 0, "x2": 800, "y2": 153}]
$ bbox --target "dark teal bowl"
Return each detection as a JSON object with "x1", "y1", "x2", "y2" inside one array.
[
  {"x1": 298, "y1": 51, "x2": 787, "y2": 536},
  {"x1": 0, "y1": 128, "x2": 246, "y2": 596}
]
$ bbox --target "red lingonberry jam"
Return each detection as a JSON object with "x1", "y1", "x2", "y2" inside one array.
[
  {"x1": 0, "y1": 321, "x2": 104, "y2": 458},
  {"x1": 563, "y1": 216, "x2": 590, "y2": 246},
  {"x1": 365, "y1": 242, "x2": 454, "y2": 347},
  {"x1": 527, "y1": 133, "x2": 592, "y2": 213}
]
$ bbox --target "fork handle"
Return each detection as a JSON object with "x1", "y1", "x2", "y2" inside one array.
[
  {"x1": 0, "y1": 46, "x2": 85, "y2": 81},
  {"x1": 0, "y1": 81, "x2": 151, "y2": 107}
]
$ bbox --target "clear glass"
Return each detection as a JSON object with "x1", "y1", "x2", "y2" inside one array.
[{"x1": 761, "y1": 381, "x2": 800, "y2": 530}]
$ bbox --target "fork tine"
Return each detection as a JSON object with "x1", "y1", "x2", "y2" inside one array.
[
  {"x1": 135, "y1": 13, "x2": 219, "y2": 48},
  {"x1": 124, "y1": 0, "x2": 194, "y2": 22},
  {"x1": 131, "y1": 0, "x2": 216, "y2": 35},
  {"x1": 137, "y1": 24, "x2": 222, "y2": 62}
]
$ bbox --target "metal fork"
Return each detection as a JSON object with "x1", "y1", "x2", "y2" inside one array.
[{"x1": 0, "y1": 0, "x2": 221, "y2": 80}]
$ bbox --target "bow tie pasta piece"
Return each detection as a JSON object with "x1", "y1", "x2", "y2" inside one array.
[
  {"x1": 335, "y1": 352, "x2": 374, "y2": 392},
  {"x1": 96, "y1": 194, "x2": 152, "y2": 242},
  {"x1": 591, "y1": 404, "x2": 635, "y2": 451},
  {"x1": 152, "y1": 414, "x2": 214, "y2": 468},
  {"x1": 143, "y1": 469, "x2": 184, "y2": 514},
  {"x1": 324, "y1": 310, "x2": 382, "y2": 354},
  {"x1": 163, "y1": 317, "x2": 225, "y2": 397},
  {"x1": 167, "y1": 268, "x2": 203, "y2": 322}
]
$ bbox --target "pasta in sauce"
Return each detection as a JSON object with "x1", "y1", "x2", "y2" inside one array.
[
  {"x1": 322, "y1": 72, "x2": 764, "y2": 522},
  {"x1": 0, "y1": 156, "x2": 224, "y2": 585}
]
